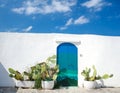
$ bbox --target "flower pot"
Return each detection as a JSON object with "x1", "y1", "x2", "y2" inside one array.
[
  {"x1": 41, "y1": 80, "x2": 54, "y2": 90},
  {"x1": 83, "y1": 81, "x2": 97, "y2": 89},
  {"x1": 96, "y1": 79, "x2": 104, "y2": 88},
  {"x1": 15, "y1": 80, "x2": 35, "y2": 88}
]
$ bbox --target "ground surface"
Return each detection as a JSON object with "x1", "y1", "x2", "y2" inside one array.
[
  {"x1": 0, "y1": 87, "x2": 17, "y2": 93},
  {"x1": 1, "y1": 87, "x2": 120, "y2": 93}
]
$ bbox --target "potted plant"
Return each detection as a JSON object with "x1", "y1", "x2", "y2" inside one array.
[
  {"x1": 95, "y1": 73, "x2": 113, "y2": 88},
  {"x1": 38, "y1": 55, "x2": 59, "y2": 90},
  {"x1": 41, "y1": 63, "x2": 59, "y2": 89},
  {"x1": 81, "y1": 65, "x2": 97, "y2": 89},
  {"x1": 8, "y1": 68, "x2": 35, "y2": 88},
  {"x1": 81, "y1": 65, "x2": 113, "y2": 89},
  {"x1": 8, "y1": 55, "x2": 59, "y2": 89},
  {"x1": 31, "y1": 61, "x2": 59, "y2": 90}
]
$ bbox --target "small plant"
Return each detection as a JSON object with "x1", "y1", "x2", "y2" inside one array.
[
  {"x1": 81, "y1": 65, "x2": 97, "y2": 81},
  {"x1": 46, "y1": 55, "x2": 56, "y2": 68},
  {"x1": 96, "y1": 74, "x2": 113, "y2": 80},
  {"x1": 32, "y1": 62, "x2": 59, "y2": 81},
  {"x1": 81, "y1": 65, "x2": 113, "y2": 81},
  {"x1": 41, "y1": 64, "x2": 59, "y2": 81},
  {"x1": 42, "y1": 55, "x2": 59, "y2": 81},
  {"x1": 46, "y1": 55, "x2": 56, "y2": 64},
  {"x1": 8, "y1": 68, "x2": 24, "y2": 80},
  {"x1": 40, "y1": 62, "x2": 59, "y2": 90},
  {"x1": 9, "y1": 67, "x2": 36, "y2": 81},
  {"x1": 31, "y1": 62, "x2": 46, "y2": 89},
  {"x1": 31, "y1": 60, "x2": 59, "y2": 89},
  {"x1": 8, "y1": 67, "x2": 36, "y2": 88},
  {"x1": 81, "y1": 65, "x2": 113, "y2": 89},
  {"x1": 23, "y1": 66, "x2": 35, "y2": 81},
  {"x1": 8, "y1": 55, "x2": 59, "y2": 89}
]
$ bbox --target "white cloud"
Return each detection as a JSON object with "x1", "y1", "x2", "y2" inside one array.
[
  {"x1": 4, "y1": 26, "x2": 33, "y2": 32},
  {"x1": 74, "y1": 16, "x2": 89, "y2": 24},
  {"x1": 59, "y1": 16, "x2": 89, "y2": 30},
  {"x1": 12, "y1": 7, "x2": 25, "y2": 14},
  {"x1": 60, "y1": 26, "x2": 67, "y2": 30},
  {"x1": 65, "y1": 18, "x2": 73, "y2": 26},
  {"x1": 12, "y1": 0, "x2": 76, "y2": 15},
  {"x1": 81, "y1": 0, "x2": 112, "y2": 12},
  {"x1": 65, "y1": 16, "x2": 89, "y2": 25},
  {"x1": 82, "y1": 0, "x2": 102, "y2": 8},
  {"x1": 23, "y1": 26, "x2": 33, "y2": 32}
]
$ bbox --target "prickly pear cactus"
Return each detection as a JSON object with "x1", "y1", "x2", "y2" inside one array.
[
  {"x1": 81, "y1": 65, "x2": 113, "y2": 81},
  {"x1": 89, "y1": 65, "x2": 97, "y2": 81},
  {"x1": 81, "y1": 65, "x2": 97, "y2": 81},
  {"x1": 81, "y1": 67, "x2": 91, "y2": 81},
  {"x1": 8, "y1": 68, "x2": 23, "y2": 80},
  {"x1": 102, "y1": 74, "x2": 113, "y2": 79}
]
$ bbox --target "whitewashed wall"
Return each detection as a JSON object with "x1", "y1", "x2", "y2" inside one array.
[
  {"x1": 0, "y1": 32, "x2": 120, "y2": 87},
  {"x1": 79, "y1": 35, "x2": 120, "y2": 87},
  {"x1": 0, "y1": 33, "x2": 56, "y2": 87}
]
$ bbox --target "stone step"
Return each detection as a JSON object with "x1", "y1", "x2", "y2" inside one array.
[{"x1": 17, "y1": 87, "x2": 120, "y2": 93}]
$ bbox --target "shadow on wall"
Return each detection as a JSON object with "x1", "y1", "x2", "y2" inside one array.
[{"x1": 0, "y1": 62, "x2": 15, "y2": 87}]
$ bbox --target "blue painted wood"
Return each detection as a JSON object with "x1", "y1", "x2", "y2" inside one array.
[{"x1": 57, "y1": 43, "x2": 78, "y2": 86}]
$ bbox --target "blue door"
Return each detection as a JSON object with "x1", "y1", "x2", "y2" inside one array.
[{"x1": 57, "y1": 43, "x2": 78, "y2": 86}]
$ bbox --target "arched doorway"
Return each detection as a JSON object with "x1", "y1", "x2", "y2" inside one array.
[{"x1": 57, "y1": 42, "x2": 78, "y2": 86}]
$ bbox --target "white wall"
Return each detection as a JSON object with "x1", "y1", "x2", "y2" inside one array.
[
  {"x1": 0, "y1": 32, "x2": 120, "y2": 87},
  {"x1": 0, "y1": 33, "x2": 56, "y2": 86},
  {"x1": 79, "y1": 35, "x2": 120, "y2": 87}
]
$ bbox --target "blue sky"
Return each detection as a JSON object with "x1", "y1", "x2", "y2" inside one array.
[{"x1": 0, "y1": 0, "x2": 120, "y2": 36}]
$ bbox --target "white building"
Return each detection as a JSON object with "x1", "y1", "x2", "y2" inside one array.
[{"x1": 0, "y1": 32, "x2": 120, "y2": 87}]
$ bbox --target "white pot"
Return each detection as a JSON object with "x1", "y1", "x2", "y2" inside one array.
[
  {"x1": 84, "y1": 81, "x2": 97, "y2": 89},
  {"x1": 16, "y1": 80, "x2": 35, "y2": 88},
  {"x1": 96, "y1": 79, "x2": 104, "y2": 88},
  {"x1": 41, "y1": 80, "x2": 54, "y2": 90}
]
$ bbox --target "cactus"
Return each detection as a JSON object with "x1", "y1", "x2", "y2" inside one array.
[
  {"x1": 46, "y1": 55, "x2": 56, "y2": 64},
  {"x1": 8, "y1": 55, "x2": 59, "y2": 89},
  {"x1": 23, "y1": 71, "x2": 34, "y2": 81},
  {"x1": 81, "y1": 65, "x2": 97, "y2": 81},
  {"x1": 8, "y1": 68, "x2": 23, "y2": 80},
  {"x1": 81, "y1": 65, "x2": 113, "y2": 81},
  {"x1": 90, "y1": 65, "x2": 97, "y2": 81},
  {"x1": 81, "y1": 67, "x2": 91, "y2": 81},
  {"x1": 101, "y1": 74, "x2": 113, "y2": 79}
]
